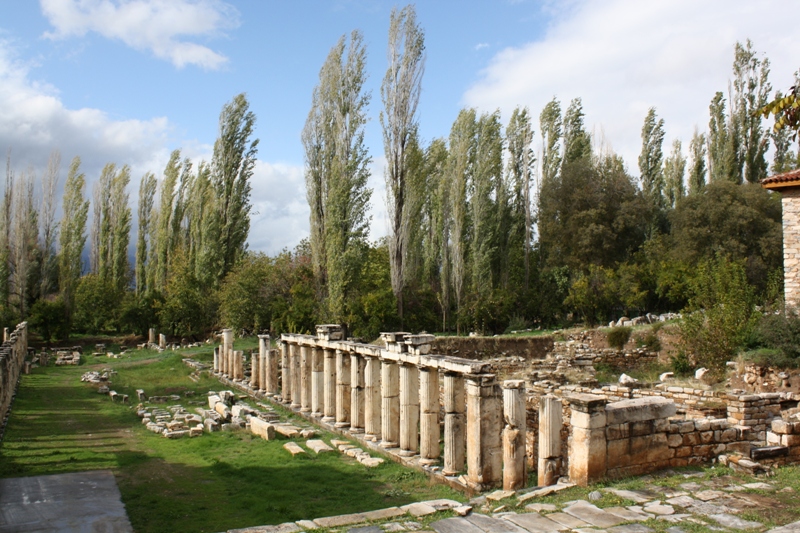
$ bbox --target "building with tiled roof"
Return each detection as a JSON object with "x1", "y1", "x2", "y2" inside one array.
[{"x1": 762, "y1": 169, "x2": 800, "y2": 308}]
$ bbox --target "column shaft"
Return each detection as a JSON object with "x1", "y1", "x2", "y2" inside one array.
[
  {"x1": 311, "y1": 347, "x2": 324, "y2": 416},
  {"x1": 322, "y1": 349, "x2": 336, "y2": 422},
  {"x1": 399, "y1": 364, "x2": 420, "y2": 456},
  {"x1": 266, "y1": 348, "x2": 279, "y2": 395},
  {"x1": 419, "y1": 367, "x2": 440, "y2": 465},
  {"x1": 335, "y1": 350, "x2": 351, "y2": 427},
  {"x1": 251, "y1": 350, "x2": 260, "y2": 389},
  {"x1": 281, "y1": 342, "x2": 291, "y2": 403},
  {"x1": 350, "y1": 354, "x2": 365, "y2": 433},
  {"x1": 290, "y1": 344, "x2": 301, "y2": 408},
  {"x1": 538, "y1": 395, "x2": 562, "y2": 486},
  {"x1": 466, "y1": 375, "x2": 502, "y2": 490},
  {"x1": 300, "y1": 345, "x2": 311, "y2": 412},
  {"x1": 258, "y1": 335, "x2": 270, "y2": 392},
  {"x1": 380, "y1": 360, "x2": 400, "y2": 448},
  {"x1": 502, "y1": 380, "x2": 527, "y2": 491},
  {"x1": 365, "y1": 356, "x2": 381, "y2": 441},
  {"x1": 443, "y1": 373, "x2": 466, "y2": 475}
]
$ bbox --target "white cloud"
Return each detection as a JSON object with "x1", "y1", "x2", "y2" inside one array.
[
  {"x1": 40, "y1": 0, "x2": 239, "y2": 70},
  {"x1": 248, "y1": 161, "x2": 309, "y2": 254},
  {"x1": 464, "y1": 0, "x2": 800, "y2": 173},
  {"x1": 474, "y1": 43, "x2": 489, "y2": 51}
]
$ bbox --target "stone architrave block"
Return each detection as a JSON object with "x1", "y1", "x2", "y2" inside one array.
[
  {"x1": 250, "y1": 417, "x2": 276, "y2": 440},
  {"x1": 605, "y1": 397, "x2": 677, "y2": 425}
]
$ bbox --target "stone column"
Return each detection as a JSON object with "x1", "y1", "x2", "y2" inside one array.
[
  {"x1": 502, "y1": 380, "x2": 527, "y2": 491},
  {"x1": 251, "y1": 350, "x2": 260, "y2": 389},
  {"x1": 300, "y1": 345, "x2": 311, "y2": 412},
  {"x1": 311, "y1": 347, "x2": 323, "y2": 417},
  {"x1": 233, "y1": 350, "x2": 244, "y2": 380},
  {"x1": 159, "y1": 333, "x2": 167, "y2": 350},
  {"x1": 538, "y1": 395, "x2": 562, "y2": 486},
  {"x1": 148, "y1": 328, "x2": 156, "y2": 345},
  {"x1": 335, "y1": 349, "x2": 351, "y2": 428},
  {"x1": 365, "y1": 356, "x2": 381, "y2": 441},
  {"x1": 322, "y1": 348, "x2": 336, "y2": 423},
  {"x1": 567, "y1": 394, "x2": 608, "y2": 487},
  {"x1": 266, "y1": 348, "x2": 279, "y2": 396},
  {"x1": 466, "y1": 374, "x2": 502, "y2": 490},
  {"x1": 443, "y1": 373, "x2": 466, "y2": 476},
  {"x1": 223, "y1": 329, "x2": 233, "y2": 378},
  {"x1": 281, "y1": 342, "x2": 291, "y2": 404},
  {"x1": 419, "y1": 367, "x2": 440, "y2": 465},
  {"x1": 380, "y1": 360, "x2": 400, "y2": 448},
  {"x1": 399, "y1": 363, "x2": 420, "y2": 456},
  {"x1": 213, "y1": 347, "x2": 220, "y2": 374},
  {"x1": 258, "y1": 335, "x2": 270, "y2": 393},
  {"x1": 290, "y1": 344, "x2": 301, "y2": 409},
  {"x1": 350, "y1": 353, "x2": 366, "y2": 433}
]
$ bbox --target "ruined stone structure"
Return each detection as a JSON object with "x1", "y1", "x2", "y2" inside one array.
[
  {"x1": 0, "y1": 322, "x2": 29, "y2": 435},
  {"x1": 762, "y1": 168, "x2": 800, "y2": 308}
]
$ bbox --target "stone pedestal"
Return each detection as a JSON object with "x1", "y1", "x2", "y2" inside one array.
[
  {"x1": 380, "y1": 360, "x2": 400, "y2": 448},
  {"x1": 365, "y1": 356, "x2": 381, "y2": 441},
  {"x1": 502, "y1": 380, "x2": 527, "y2": 491},
  {"x1": 311, "y1": 347, "x2": 323, "y2": 416},
  {"x1": 399, "y1": 363, "x2": 420, "y2": 456},
  {"x1": 258, "y1": 335, "x2": 270, "y2": 393},
  {"x1": 443, "y1": 373, "x2": 466, "y2": 476},
  {"x1": 568, "y1": 394, "x2": 608, "y2": 486},
  {"x1": 148, "y1": 328, "x2": 156, "y2": 345},
  {"x1": 266, "y1": 348, "x2": 278, "y2": 395},
  {"x1": 213, "y1": 347, "x2": 220, "y2": 374},
  {"x1": 350, "y1": 354, "x2": 365, "y2": 433},
  {"x1": 322, "y1": 348, "x2": 336, "y2": 423},
  {"x1": 290, "y1": 344, "x2": 302, "y2": 409},
  {"x1": 419, "y1": 367, "x2": 440, "y2": 465},
  {"x1": 233, "y1": 350, "x2": 244, "y2": 381},
  {"x1": 280, "y1": 342, "x2": 290, "y2": 403},
  {"x1": 466, "y1": 374, "x2": 502, "y2": 490},
  {"x1": 222, "y1": 329, "x2": 233, "y2": 378},
  {"x1": 335, "y1": 350, "x2": 351, "y2": 428},
  {"x1": 300, "y1": 345, "x2": 311, "y2": 412},
  {"x1": 538, "y1": 395, "x2": 562, "y2": 486},
  {"x1": 159, "y1": 333, "x2": 167, "y2": 350}
]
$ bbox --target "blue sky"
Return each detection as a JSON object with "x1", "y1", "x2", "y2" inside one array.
[{"x1": 0, "y1": 0, "x2": 798, "y2": 254}]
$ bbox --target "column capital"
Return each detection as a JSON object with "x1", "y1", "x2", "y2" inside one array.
[
  {"x1": 567, "y1": 393, "x2": 607, "y2": 414},
  {"x1": 502, "y1": 379, "x2": 525, "y2": 390}
]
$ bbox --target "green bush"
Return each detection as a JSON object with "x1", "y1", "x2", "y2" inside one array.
[
  {"x1": 636, "y1": 329, "x2": 662, "y2": 352},
  {"x1": 607, "y1": 326, "x2": 632, "y2": 349},
  {"x1": 28, "y1": 298, "x2": 69, "y2": 343},
  {"x1": 740, "y1": 348, "x2": 797, "y2": 368},
  {"x1": 670, "y1": 350, "x2": 694, "y2": 376},
  {"x1": 751, "y1": 311, "x2": 800, "y2": 362}
]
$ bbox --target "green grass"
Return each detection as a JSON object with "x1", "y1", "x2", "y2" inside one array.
[{"x1": 0, "y1": 341, "x2": 463, "y2": 533}]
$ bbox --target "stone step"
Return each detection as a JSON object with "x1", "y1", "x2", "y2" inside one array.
[{"x1": 750, "y1": 445, "x2": 788, "y2": 460}]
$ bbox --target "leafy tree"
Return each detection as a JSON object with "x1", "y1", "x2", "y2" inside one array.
[
  {"x1": 59, "y1": 157, "x2": 89, "y2": 320},
  {"x1": 758, "y1": 73, "x2": 800, "y2": 141},
  {"x1": 731, "y1": 40, "x2": 771, "y2": 184},
  {"x1": 505, "y1": 106, "x2": 534, "y2": 290},
  {"x1": 639, "y1": 107, "x2": 666, "y2": 210},
  {"x1": 38, "y1": 150, "x2": 60, "y2": 299},
  {"x1": 73, "y1": 273, "x2": 120, "y2": 333},
  {"x1": 381, "y1": 4, "x2": 425, "y2": 325},
  {"x1": 136, "y1": 172, "x2": 156, "y2": 296},
  {"x1": 471, "y1": 110, "x2": 502, "y2": 299},
  {"x1": 218, "y1": 253, "x2": 273, "y2": 334},
  {"x1": 562, "y1": 98, "x2": 591, "y2": 166},
  {"x1": 688, "y1": 128, "x2": 707, "y2": 194},
  {"x1": 539, "y1": 98, "x2": 562, "y2": 186},
  {"x1": 212, "y1": 93, "x2": 259, "y2": 280},
  {"x1": 28, "y1": 297, "x2": 68, "y2": 343},
  {"x1": 663, "y1": 139, "x2": 686, "y2": 208},
  {"x1": 708, "y1": 91, "x2": 732, "y2": 183},
  {"x1": 90, "y1": 163, "x2": 131, "y2": 292},
  {"x1": 158, "y1": 256, "x2": 217, "y2": 337}
]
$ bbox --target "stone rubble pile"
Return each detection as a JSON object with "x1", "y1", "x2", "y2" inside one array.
[
  {"x1": 55, "y1": 350, "x2": 81, "y2": 365},
  {"x1": 139, "y1": 404, "x2": 204, "y2": 438},
  {"x1": 611, "y1": 312, "x2": 680, "y2": 327}
]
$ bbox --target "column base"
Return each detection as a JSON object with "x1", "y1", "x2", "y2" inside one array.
[
  {"x1": 442, "y1": 469, "x2": 460, "y2": 477},
  {"x1": 300, "y1": 408, "x2": 311, "y2": 413},
  {"x1": 419, "y1": 457, "x2": 439, "y2": 466},
  {"x1": 310, "y1": 412, "x2": 322, "y2": 418},
  {"x1": 398, "y1": 449, "x2": 417, "y2": 457},
  {"x1": 321, "y1": 416, "x2": 335, "y2": 424},
  {"x1": 290, "y1": 402, "x2": 300, "y2": 409},
  {"x1": 380, "y1": 440, "x2": 399, "y2": 449},
  {"x1": 349, "y1": 428, "x2": 364, "y2": 434},
  {"x1": 334, "y1": 422, "x2": 351, "y2": 429},
  {"x1": 365, "y1": 433, "x2": 380, "y2": 442}
]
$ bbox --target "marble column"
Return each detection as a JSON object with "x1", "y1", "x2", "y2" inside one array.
[
  {"x1": 380, "y1": 360, "x2": 400, "y2": 448},
  {"x1": 502, "y1": 380, "x2": 527, "y2": 491},
  {"x1": 350, "y1": 353, "x2": 366, "y2": 433},
  {"x1": 159, "y1": 333, "x2": 167, "y2": 350},
  {"x1": 466, "y1": 374, "x2": 502, "y2": 490},
  {"x1": 213, "y1": 346, "x2": 220, "y2": 374},
  {"x1": 148, "y1": 328, "x2": 156, "y2": 345},
  {"x1": 364, "y1": 356, "x2": 381, "y2": 441},
  {"x1": 399, "y1": 363, "x2": 420, "y2": 456},
  {"x1": 335, "y1": 349, "x2": 351, "y2": 428},
  {"x1": 251, "y1": 349, "x2": 260, "y2": 389},
  {"x1": 266, "y1": 348, "x2": 279, "y2": 396},
  {"x1": 322, "y1": 348, "x2": 336, "y2": 423},
  {"x1": 290, "y1": 344, "x2": 302, "y2": 409},
  {"x1": 233, "y1": 350, "x2": 244, "y2": 380},
  {"x1": 311, "y1": 347, "x2": 324, "y2": 417},
  {"x1": 300, "y1": 345, "x2": 311, "y2": 412},
  {"x1": 443, "y1": 373, "x2": 466, "y2": 475},
  {"x1": 419, "y1": 366, "x2": 440, "y2": 465},
  {"x1": 568, "y1": 394, "x2": 607, "y2": 487},
  {"x1": 258, "y1": 335, "x2": 269, "y2": 392},
  {"x1": 538, "y1": 395, "x2": 562, "y2": 487},
  {"x1": 281, "y1": 342, "x2": 291, "y2": 404},
  {"x1": 222, "y1": 329, "x2": 233, "y2": 378}
]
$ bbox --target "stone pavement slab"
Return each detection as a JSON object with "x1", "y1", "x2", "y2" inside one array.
[
  {"x1": 694, "y1": 490, "x2": 725, "y2": 501},
  {"x1": 604, "y1": 506, "x2": 650, "y2": 521},
  {"x1": 283, "y1": 442, "x2": 305, "y2": 455},
  {"x1": 709, "y1": 513, "x2": 762, "y2": 530},
  {"x1": 767, "y1": 520, "x2": 800, "y2": 533},
  {"x1": 503, "y1": 512, "x2": 566, "y2": 532},
  {"x1": 603, "y1": 489, "x2": 656, "y2": 503},
  {"x1": 563, "y1": 502, "x2": 626, "y2": 529},
  {"x1": 466, "y1": 513, "x2": 529, "y2": 532},
  {"x1": 0, "y1": 470, "x2": 133, "y2": 533},
  {"x1": 313, "y1": 512, "x2": 366, "y2": 528},
  {"x1": 545, "y1": 512, "x2": 589, "y2": 529},
  {"x1": 306, "y1": 439, "x2": 334, "y2": 453},
  {"x1": 431, "y1": 517, "x2": 484, "y2": 533},
  {"x1": 608, "y1": 525, "x2": 655, "y2": 533},
  {"x1": 361, "y1": 507, "x2": 405, "y2": 521},
  {"x1": 347, "y1": 526, "x2": 382, "y2": 533},
  {"x1": 401, "y1": 502, "x2": 437, "y2": 517}
]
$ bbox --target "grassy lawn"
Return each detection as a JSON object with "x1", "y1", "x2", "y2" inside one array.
[{"x1": 0, "y1": 340, "x2": 463, "y2": 533}]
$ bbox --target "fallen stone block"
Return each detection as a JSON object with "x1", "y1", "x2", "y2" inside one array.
[
  {"x1": 274, "y1": 425, "x2": 300, "y2": 438},
  {"x1": 283, "y1": 442, "x2": 306, "y2": 456},
  {"x1": 203, "y1": 418, "x2": 219, "y2": 432},
  {"x1": 164, "y1": 430, "x2": 189, "y2": 439},
  {"x1": 250, "y1": 417, "x2": 275, "y2": 440},
  {"x1": 306, "y1": 439, "x2": 334, "y2": 453}
]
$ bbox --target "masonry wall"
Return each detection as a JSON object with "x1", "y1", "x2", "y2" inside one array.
[
  {"x1": 0, "y1": 322, "x2": 29, "y2": 435},
  {"x1": 783, "y1": 188, "x2": 800, "y2": 309}
]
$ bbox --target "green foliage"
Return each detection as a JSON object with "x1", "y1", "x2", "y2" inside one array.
[
  {"x1": 636, "y1": 328, "x2": 662, "y2": 352},
  {"x1": 679, "y1": 256, "x2": 758, "y2": 378},
  {"x1": 28, "y1": 297, "x2": 68, "y2": 342},
  {"x1": 73, "y1": 274, "x2": 122, "y2": 333},
  {"x1": 741, "y1": 347, "x2": 797, "y2": 369},
  {"x1": 606, "y1": 326, "x2": 632, "y2": 350},
  {"x1": 670, "y1": 350, "x2": 694, "y2": 377},
  {"x1": 744, "y1": 310, "x2": 800, "y2": 368},
  {"x1": 218, "y1": 253, "x2": 273, "y2": 334},
  {"x1": 158, "y1": 258, "x2": 217, "y2": 337}
]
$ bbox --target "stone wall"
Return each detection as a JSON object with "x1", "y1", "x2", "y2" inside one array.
[
  {"x1": 431, "y1": 336, "x2": 553, "y2": 361},
  {"x1": 781, "y1": 188, "x2": 800, "y2": 309},
  {"x1": 0, "y1": 322, "x2": 29, "y2": 437}
]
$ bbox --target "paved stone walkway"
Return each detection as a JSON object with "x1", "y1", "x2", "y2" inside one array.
[{"x1": 0, "y1": 470, "x2": 133, "y2": 532}]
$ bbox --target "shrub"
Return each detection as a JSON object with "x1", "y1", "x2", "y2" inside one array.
[
  {"x1": 636, "y1": 329, "x2": 662, "y2": 352},
  {"x1": 752, "y1": 311, "x2": 800, "y2": 362},
  {"x1": 607, "y1": 326, "x2": 632, "y2": 349},
  {"x1": 740, "y1": 348, "x2": 797, "y2": 369},
  {"x1": 670, "y1": 350, "x2": 694, "y2": 376},
  {"x1": 29, "y1": 298, "x2": 69, "y2": 343}
]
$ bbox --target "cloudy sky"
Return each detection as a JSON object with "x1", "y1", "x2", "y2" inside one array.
[{"x1": 0, "y1": 0, "x2": 797, "y2": 254}]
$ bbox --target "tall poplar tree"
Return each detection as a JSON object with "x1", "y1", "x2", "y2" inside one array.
[
  {"x1": 381, "y1": 4, "x2": 425, "y2": 324},
  {"x1": 136, "y1": 172, "x2": 156, "y2": 295},
  {"x1": 732, "y1": 40, "x2": 771, "y2": 184},
  {"x1": 663, "y1": 139, "x2": 686, "y2": 208},
  {"x1": 506, "y1": 107, "x2": 534, "y2": 289},
  {"x1": 471, "y1": 110, "x2": 502, "y2": 297},
  {"x1": 562, "y1": 98, "x2": 591, "y2": 166},
  {"x1": 539, "y1": 98, "x2": 562, "y2": 187},
  {"x1": 39, "y1": 150, "x2": 60, "y2": 298},
  {"x1": 59, "y1": 157, "x2": 89, "y2": 318},
  {"x1": 639, "y1": 107, "x2": 666, "y2": 208},
  {"x1": 688, "y1": 128, "x2": 707, "y2": 194}
]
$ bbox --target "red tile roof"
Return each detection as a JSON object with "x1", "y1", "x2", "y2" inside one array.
[{"x1": 762, "y1": 168, "x2": 800, "y2": 189}]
